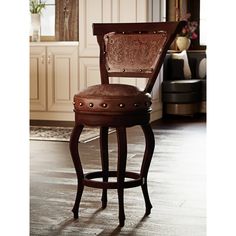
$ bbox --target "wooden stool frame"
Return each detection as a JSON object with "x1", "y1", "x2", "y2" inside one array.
[{"x1": 70, "y1": 21, "x2": 185, "y2": 227}]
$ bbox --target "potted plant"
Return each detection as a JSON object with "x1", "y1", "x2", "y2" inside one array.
[
  {"x1": 30, "y1": 0, "x2": 46, "y2": 42},
  {"x1": 30, "y1": 0, "x2": 46, "y2": 14},
  {"x1": 176, "y1": 13, "x2": 198, "y2": 51}
]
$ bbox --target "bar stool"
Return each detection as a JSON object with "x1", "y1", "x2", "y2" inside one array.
[{"x1": 69, "y1": 21, "x2": 185, "y2": 227}]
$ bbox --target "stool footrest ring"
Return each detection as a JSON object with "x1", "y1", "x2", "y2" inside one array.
[{"x1": 84, "y1": 171, "x2": 143, "y2": 189}]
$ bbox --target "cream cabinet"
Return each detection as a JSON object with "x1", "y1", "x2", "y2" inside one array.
[
  {"x1": 30, "y1": 42, "x2": 79, "y2": 121},
  {"x1": 30, "y1": 46, "x2": 47, "y2": 111}
]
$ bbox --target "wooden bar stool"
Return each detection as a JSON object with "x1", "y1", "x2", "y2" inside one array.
[{"x1": 69, "y1": 21, "x2": 185, "y2": 227}]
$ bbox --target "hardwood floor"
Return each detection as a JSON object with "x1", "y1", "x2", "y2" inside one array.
[{"x1": 30, "y1": 115, "x2": 206, "y2": 236}]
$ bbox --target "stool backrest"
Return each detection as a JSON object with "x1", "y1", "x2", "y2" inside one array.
[{"x1": 93, "y1": 21, "x2": 185, "y2": 93}]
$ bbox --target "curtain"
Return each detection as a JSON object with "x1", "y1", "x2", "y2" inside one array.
[{"x1": 55, "y1": 0, "x2": 79, "y2": 41}]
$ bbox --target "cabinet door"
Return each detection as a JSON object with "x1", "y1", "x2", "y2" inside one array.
[
  {"x1": 79, "y1": 0, "x2": 148, "y2": 57},
  {"x1": 47, "y1": 46, "x2": 78, "y2": 112},
  {"x1": 79, "y1": 57, "x2": 100, "y2": 90},
  {"x1": 30, "y1": 46, "x2": 46, "y2": 111}
]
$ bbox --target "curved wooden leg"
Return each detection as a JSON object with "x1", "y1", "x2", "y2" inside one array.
[
  {"x1": 69, "y1": 124, "x2": 84, "y2": 219},
  {"x1": 116, "y1": 127, "x2": 127, "y2": 227},
  {"x1": 140, "y1": 124, "x2": 155, "y2": 215},
  {"x1": 100, "y1": 126, "x2": 109, "y2": 208}
]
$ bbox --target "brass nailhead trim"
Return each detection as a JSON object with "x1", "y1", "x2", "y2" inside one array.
[
  {"x1": 79, "y1": 102, "x2": 83, "y2": 106},
  {"x1": 102, "y1": 103, "x2": 107, "y2": 108},
  {"x1": 134, "y1": 103, "x2": 139, "y2": 107},
  {"x1": 119, "y1": 103, "x2": 125, "y2": 108},
  {"x1": 123, "y1": 69, "x2": 125, "y2": 72},
  {"x1": 139, "y1": 69, "x2": 143, "y2": 72},
  {"x1": 145, "y1": 101, "x2": 152, "y2": 106},
  {"x1": 89, "y1": 103, "x2": 94, "y2": 107}
]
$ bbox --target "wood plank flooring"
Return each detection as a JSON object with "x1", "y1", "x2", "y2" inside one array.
[{"x1": 30, "y1": 116, "x2": 206, "y2": 236}]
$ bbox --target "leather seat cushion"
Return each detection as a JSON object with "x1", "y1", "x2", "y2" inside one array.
[
  {"x1": 74, "y1": 84, "x2": 152, "y2": 114},
  {"x1": 162, "y1": 79, "x2": 201, "y2": 93}
]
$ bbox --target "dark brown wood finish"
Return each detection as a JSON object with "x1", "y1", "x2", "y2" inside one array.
[
  {"x1": 140, "y1": 124, "x2": 155, "y2": 215},
  {"x1": 94, "y1": 21, "x2": 186, "y2": 93},
  {"x1": 70, "y1": 22, "x2": 184, "y2": 226},
  {"x1": 100, "y1": 126, "x2": 109, "y2": 208},
  {"x1": 69, "y1": 124, "x2": 84, "y2": 219},
  {"x1": 30, "y1": 115, "x2": 206, "y2": 235}
]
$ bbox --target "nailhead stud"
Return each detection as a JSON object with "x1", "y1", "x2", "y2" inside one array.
[
  {"x1": 79, "y1": 102, "x2": 83, "y2": 106},
  {"x1": 134, "y1": 103, "x2": 139, "y2": 107},
  {"x1": 102, "y1": 103, "x2": 107, "y2": 108},
  {"x1": 119, "y1": 103, "x2": 125, "y2": 108},
  {"x1": 89, "y1": 103, "x2": 94, "y2": 107},
  {"x1": 145, "y1": 101, "x2": 152, "y2": 106}
]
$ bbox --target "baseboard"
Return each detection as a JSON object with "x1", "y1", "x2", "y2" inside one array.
[{"x1": 30, "y1": 120, "x2": 75, "y2": 127}]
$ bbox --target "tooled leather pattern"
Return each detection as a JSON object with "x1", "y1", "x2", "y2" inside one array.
[{"x1": 104, "y1": 32, "x2": 167, "y2": 72}]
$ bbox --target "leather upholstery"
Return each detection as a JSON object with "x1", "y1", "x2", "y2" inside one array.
[
  {"x1": 162, "y1": 51, "x2": 206, "y2": 115},
  {"x1": 162, "y1": 80, "x2": 201, "y2": 103},
  {"x1": 104, "y1": 32, "x2": 167, "y2": 73},
  {"x1": 74, "y1": 84, "x2": 152, "y2": 114},
  {"x1": 162, "y1": 79, "x2": 201, "y2": 92},
  {"x1": 162, "y1": 91, "x2": 201, "y2": 103}
]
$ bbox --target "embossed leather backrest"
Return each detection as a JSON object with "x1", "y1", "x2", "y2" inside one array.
[
  {"x1": 93, "y1": 22, "x2": 185, "y2": 93},
  {"x1": 104, "y1": 32, "x2": 167, "y2": 74}
]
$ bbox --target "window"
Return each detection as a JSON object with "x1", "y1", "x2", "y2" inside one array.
[
  {"x1": 40, "y1": 0, "x2": 55, "y2": 36},
  {"x1": 200, "y1": 0, "x2": 207, "y2": 45}
]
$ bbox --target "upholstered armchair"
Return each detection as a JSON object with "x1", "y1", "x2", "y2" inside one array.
[{"x1": 162, "y1": 50, "x2": 206, "y2": 115}]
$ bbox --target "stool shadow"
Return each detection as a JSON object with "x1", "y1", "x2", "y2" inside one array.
[
  {"x1": 49, "y1": 218, "x2": 76, "y2": 236},
  {"x1": 49, "y1": 209, "x2": 149, "y2": 235},
  {"x1": 84, "y1": 207, "x2": 104, "y2": 224},
  {"x1": 108, "y1": 214, "x2": 150, "y2": 236}
]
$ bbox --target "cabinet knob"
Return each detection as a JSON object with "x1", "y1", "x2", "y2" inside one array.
[{"x1": 47, "y1": 55, "x2": 51, "y2": 64}]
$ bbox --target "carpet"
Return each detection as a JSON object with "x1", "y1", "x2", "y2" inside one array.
[{"x1": 30, "y1": 126, "x2": 115, "y2": 143}]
